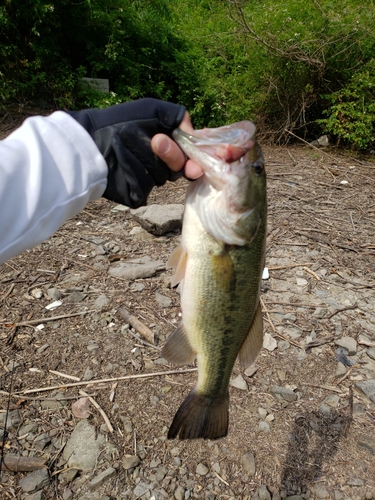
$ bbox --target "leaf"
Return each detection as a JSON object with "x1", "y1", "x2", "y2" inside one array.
[{"x1": 71, "y1": 397, "x2": 91, "y2": 419}]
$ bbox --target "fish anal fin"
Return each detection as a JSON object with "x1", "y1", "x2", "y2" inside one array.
[
  {"x1": 161, "y1": 324, "x2": 196, "y2": 365},
  {"x1": 238, "y1": 302, "x2": 264, "y2": 369},
  {"x1": 167, "y1": 245, "x2": 187, "y2": 288},
  {"x1": 168, "y1": 390, "x2": 229, "y2": 440}
]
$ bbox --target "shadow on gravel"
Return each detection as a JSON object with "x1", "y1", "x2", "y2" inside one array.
[{"x1": 281, "y1": 390, "x2": 353, "y2": 495}]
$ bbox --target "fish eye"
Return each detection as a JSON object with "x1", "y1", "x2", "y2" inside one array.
[{"x1": 252, "y1": 160, "x2": 264, "y2": 175}]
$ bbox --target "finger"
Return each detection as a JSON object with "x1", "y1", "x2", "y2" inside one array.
[
  {"x1": 151, "y1": 134, "x2": 185, "y2": 173},
  {"x1": 185, "y1": 159, "x2": 203, "y2": 180}
]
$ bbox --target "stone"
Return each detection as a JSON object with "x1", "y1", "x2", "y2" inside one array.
[
  {"x1": 133, "y1": 482, "x2": 151, "y2": 497},
  {"x1": 62, "y1": 489, "x2": 73, "y2": 500},
  {"x1": 62, "y1": 420, "x2": 105, "y2": 470},
  {"x1": 355, "y1": 379, "x2": 375, "y2": 403},
  {"x1": 258, "y1": 485, "x2": 271, "y2": 500},
  {"x1": 335, "y1": 336, "x2": 357, "y2": 355},
  {"x1": 33, "y1": 433, "x2": 51, "y2": 450},
  {"x1": 130, "y1": 204, "x2": 184, "y2": 235},
  {"x1": 67, "y1": 291, "x2": 87, "y2": 303},
  {"x1": 108, "y1": 256, "x2": 165, "y2": 280},
  {"x1": 367, "y1": 347, "x2": 375, "y2": 360},
  {"x1": 94, "y1": 294, "x2": 110, "y2": 310},
  {"x1": 270, "y1": 385, "x2": 298, "y2": 402},
  {"x1": 358, "y1": 435, "x2": 375, "y2": 455},
  {"x1": 230, "y1": 374, "x2": 248, "y2": 390},
  {"x1": 312, "y1": 483, "x2": 330, "y2": 498},
  {"x1": 83, "y1": 366, "x2": 94, "y2": 381},
  {"x1": 47, "y1": 287, "x2": 62, "y2": 300},
  {"x1": 263, "y1": 332, "x2": 277, "y2": 351},
  {"x1": 24, "y1": 492, "x2": 44, "y2": 500},
  {"x1": 88, "y1": 467, "x2": 116, "y2": 490},
  {"x1": 335, "y1": 362, "x2": 347, "y2": 377},
  {"x1": 196, "y1": 463, "x2": 209, "y2": 475},
  {"x1": 122, "y1": 455, "x2": 140, "y2": 470},
  {"x1": 19, "y1": 469, "x2": 50, "y2": 493},
  {"x1": 323, "y1": 394, "x2": 340, "y2": 408},
  {"x1": 155, "y1": 291, "x2": 172, "y2": 307},
  {"x1": 174, "y1": 485, "x2": 186, "y2": 500},
  {"x1": 241, "y1": 452, "x2": 256, "y2": 475},
  {"x1": 313, "y1": 307, "x2": 328, "y2": 319},
  {"x1": 347, "y1": 477, "x2": 364, "y2": 486},
  {"x1": 258, "y1": 421, "x2": 271, "y2": 432}
]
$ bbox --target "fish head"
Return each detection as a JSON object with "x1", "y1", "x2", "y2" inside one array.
[{"x1": 173, "y1": 121, "x2": 266, "y2": 245}]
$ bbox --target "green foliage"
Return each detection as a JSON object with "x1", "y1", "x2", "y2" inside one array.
[{"x1": 317, "y1": 60, "x2": 375, "y2": 149}]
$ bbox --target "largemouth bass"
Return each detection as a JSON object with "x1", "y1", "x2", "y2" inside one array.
[{"x1": 162, "y1": 121, "x2": 267, "y2": 440}]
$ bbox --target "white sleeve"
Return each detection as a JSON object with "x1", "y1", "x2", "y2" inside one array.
[{"x1": 0, "y1": 111, "x2": 108, "y2": 265}]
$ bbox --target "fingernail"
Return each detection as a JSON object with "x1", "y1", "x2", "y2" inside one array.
[{"x1": 157, "y1": 138, "x2": 171, "y2": 156}]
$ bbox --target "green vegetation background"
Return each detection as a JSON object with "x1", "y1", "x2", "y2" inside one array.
[{"x1": 1, "y1": 0, "x2": 374, "y2": 148}]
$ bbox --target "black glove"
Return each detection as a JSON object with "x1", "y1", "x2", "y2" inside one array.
[{"x1": 68, "y1": 98, "x2": 186, "y2": 208}]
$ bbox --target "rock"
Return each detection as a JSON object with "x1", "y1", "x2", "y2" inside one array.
[
  {"x1": 108, "y1": 257, "x2": 165, "y2": 280},
  {"x1": 258, "y1": 485, "x2": 271, "y2": 500},
  {"x1": 155, "y1": 291, "x2": 172, "y2": 307},
  {"x1": 130, "y1": 204, "x2": 184, "y2": 235},
  {"x1": 312, "y1": 483, "x2": 330, "y2": 498},
  {"x1": 133, "y1": 482, "x2": 151, "y2": 497},
  {"x1": 230, "y1": 374, "x2": 248, "y2": 390},
  {"x1": 263, "y1": 332, "x2": 277, "y2": 351},
  {"x1": 241, "y1": 452, "x2": 256, "y2": 475},
  {"x1": 62, "y1": 420, "x2": 105, "y2": 470},
  {"x1": 67, "y1": 291, "x2": 87, "y2": 303},
  {"x1": 212, "y1": 462, "x2": 220, "y2": 473},
  {"x1": 47, "y1": 287, "x2": 62, "y2": 300},
  {"x1": 335, "y1": 336, "x2": 357, "y2": 355},
  {"x1": 358, "y1": 435, "x2": 375, "y2": 455},
  {"x1": 347, "y1": 477, "x2": 364, "y2": 486},
  {"x1": 335, "y1": 362, "x2": 347, "y2": 377},
  {"x1": 296, "y1": 277, "x2": 308, "y2": 286},
  {"x1": 24, "y1": 492, "x2": 44, "y2": 500},
  {"x1": 174, "y1": 485, "x2": 186, "y2": 500},
  {"x1": 310, "y1": 135, "x2": 329, "y2": 147},
  {"x1": 128, "y1": 226, "x2": 155, "y2": 241},
  {"x1": 94, "y1": 294, "x2": 110, "y2": 310},
  {"x1": 367, "y1": 347, "x2": 375, "y2": 360},
  {"x1": 313, "y1": 307, "x2": 328, "y2": 319},
  {"x1": 196, "y1": 463, "x2": 209, "y2": 475},
  {"x1": 88, "y1": 467, "x2": 116, "y2": 490},
  {"x1": 355, "y1": 379, "x2": 375, "y2": 403},
  {"x1": 83, "y1": 366, "x2": 94, "y2": 381},
  {"x1": 62, "y1": 489, "x2": 73, "y2": 500},
  {"x1": 19, "y1": 469, "x2": 50, "y2": 493},
  {"x1": 122, "y1": 455, "x2": 140, "y2": 470},
  {"x1": 0, "y1": 410, "x2": 20, "y2": 430},
  {"x1": 33, "y1": 433, "x2": 51, "y2": 450},
  {"x1": 323, "y1": 394, "x2": 340, "y2": 408},
  {"x1": 258, "y1": 421, "x2": 271, "y2": 432},
  {"x1": 270, "y1": 385, "x2": 298, "y2": 402}
]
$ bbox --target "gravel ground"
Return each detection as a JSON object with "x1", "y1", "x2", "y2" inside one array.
[{"x1": 1, "y1": 106, "x2": 375, "y2": 500}]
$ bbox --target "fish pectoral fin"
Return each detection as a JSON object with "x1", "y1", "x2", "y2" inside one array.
[
  {"x1": 162, "y1": 324, "x2": 196, "y2": 365},
  {"x1": 238, "y1": 302, "x2": 264, "y2": 369},
  {"x1": 167, "y1": 245, "x2": 188, "y2": 288}
]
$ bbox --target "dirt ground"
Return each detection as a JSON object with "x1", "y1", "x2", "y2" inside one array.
[{"x1": 1, "y1": 105, "x2": 375, "y2": 499}]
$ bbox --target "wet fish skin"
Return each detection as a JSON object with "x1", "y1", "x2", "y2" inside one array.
[{"x1": 162, "y1": 121, "x2": 267, "y2": 440}]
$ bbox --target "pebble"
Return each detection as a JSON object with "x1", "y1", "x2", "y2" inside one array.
[
  {"x1": 258, "y1": 421, "x2": 271, "y2": 432},
  {"x1": 347, "y1": 477, "x2": 364, "y2": 486},
  {"x1": 258, "y1": 484, "x2": 272, "y2": 500},
  {"x1": 62, "y1": 420, "x2": 105, "y2": 470},
  {"x1": 19, "y1": 469, "x2": 50, "y2": 493},
  {"x1": 130, "y1": 204, "x2": 184, "y2": 235},
  {"x1": 270, "y1": 385, "x2": 298, "y2": 402},
  {"x1": 323, "y1": 394, "x2": 340, "y2": 408},
  {"x1": 358, "y1": 435, "x2": 375, "y2": 455},
  {"x1": 355, "y1": 379, "x2": 375, "y2": 403},
  {"x1": 313, "y1": 307, "x2": 328, "y2": 319},
  {"x1": 83, "y1": 366, "x2": 95, "y2": 380},
  {"x1": 174, "y1": 485, "x2": 186, "y2": 500},
  {"x1": 155, "y1": 291, "x2": 172, "y2": 307},
  {"x1": 67, "y1": 291, "x2": 87, "y2": 303},
  {"x1": 88, "y1": 467, "x2": 116, "y2": 490},
  {"x1": 122, "y1": 455, "x2": 140, "y2": 470},
  {"x1": 263, "y1": 332, "x2": 278, "y2": 351},
  {"x1": 367, "y1": 347, "x2": 375, "y2": 360},
  {"x1": 335, "y1": 336, "x2": 357, "y2": 355},
  {"x1": 93, "y1": 293, "x2": 110, "y2": 310},
  {"x1": 47, "y1": 287, "x2": 62, "y2": 300},
  {"x1": 196, "y1": 463, "x2": 209, "y2": 476},
  {"x1": 62, "y1": 489, "x2": 73, "y2": 500},
  {"x1": 230, "y1": 374, "x2": 248, "y2": 390},
  {"x1": 108, "y1": 257, "x2": 165, "y2": 280},
  {"x1": 312, "y1": 483, "x2": 330, "y2": 498},
  {"x1": 335, "y1": 362, "x2": 347, "y2": 377}
]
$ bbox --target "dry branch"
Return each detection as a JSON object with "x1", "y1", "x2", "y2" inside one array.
[
  {"x1": 118, "y1": 307, "x2": 155, "y2": 344},
  {"x1": 0, "y1": 455, "x2": 47, "y2": 472}
]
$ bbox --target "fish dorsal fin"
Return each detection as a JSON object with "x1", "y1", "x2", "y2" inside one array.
[
  {"x1": 167, "y1": 245, "x2": 188, "y2": 288},
  {"x1": 162, "y1": 324, "x2": 196, "y2": 365},
  {"x1": 238, "y1": 302, "x2": 264, "y2": 369}
]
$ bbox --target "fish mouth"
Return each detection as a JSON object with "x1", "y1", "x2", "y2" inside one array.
[{"x1": 173, "y1": 124, "x2": 256, "y2": 165}]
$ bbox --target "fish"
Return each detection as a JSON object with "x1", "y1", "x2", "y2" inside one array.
[{"x1": 162, "y1": 121, "x2": 267, "y2": 440}]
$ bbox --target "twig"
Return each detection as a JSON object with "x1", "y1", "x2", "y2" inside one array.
[
  {"x1": 302, "y1": 267, "x2": 320, "y2": 280},
  {"x1": 335, "y1": 367, "x2": 353, "y2": 386},
  {"x1": 0, "y1": 284, "x2": 15, "y2": 303},
  {"x1": 79, "y1": 390, "x2": 114, "y2": 433},
  {"x1": 260, "y1": 297, "x2": 276, "y2": 333},
  {"x1": 0, "y1": 455, "x2": 47, "y2": 472},
  {"x1": 349, "y1": 211, "x2": 356, "y2": 232},
  {"x1": 262, "y1": 300, "x2": 320, "y2": 309},
  {"x1": 49, "y1": 370, "x2": 81, "y2": 382},
  {"x1": 109, "y1": 383, "x2": 117, "y2": 402},
  {"x1": 213, "y1": 470, "x2": 230, "y2": 487},
  {"x1": 19, "y1": 368, "x2": 198, "y2": 395},
  {"x1": 268, "y1": 262, "x2": 313, "y2": 271},
  {"x1": 302, "y1": 382, "x2": 342, "y2": 394},
  {"x1": 0, "y1": 310, "x2": 95, "y2": 327},
  {"x1": 125, "y1": 328, "x2": 161, "y2": 350},
  {"x1": 327, "y1": 302, "x2": 358, "y2": 319},
  {"x1": 0, "y1": 391, "x2": 95, "y2": 401},
  {"x1": 118, "y1": 308, "x2": 154, "y2": 344}
]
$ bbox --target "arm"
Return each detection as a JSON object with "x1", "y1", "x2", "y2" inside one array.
[{"x1": 0, "y1": 111, "x2": 108, "y2": 265}]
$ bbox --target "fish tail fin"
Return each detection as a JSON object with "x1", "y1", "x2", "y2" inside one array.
[{"x1": 168, "y1": 390, "x2": 229, "y2": 440}]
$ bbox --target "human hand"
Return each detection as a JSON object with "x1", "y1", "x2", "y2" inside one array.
[
  {"x1": 151, "y1": 112, "x2": 203, "y2": 180},
  {"x1": 68, "y1": 98, "x2": 201, "y2": 208}
]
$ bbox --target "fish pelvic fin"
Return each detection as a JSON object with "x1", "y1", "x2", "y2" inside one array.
[
  {"x1": 238, "y1": 302, "x2": 264, "y2": 369},
  {"x1": 167, "y1": 390, "x2": 229, "y2": 440},
  {"x1": 167, "y1": 245, "x2": 187, "y2": 288},
  {"x1": 162, "y1": 324, "x2": 196, "y2": 365}
]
